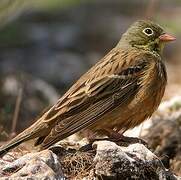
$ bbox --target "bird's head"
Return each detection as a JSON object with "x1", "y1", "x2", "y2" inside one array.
[{"x1": 119, "y1": 20, "x2": 176, "y2": 55}]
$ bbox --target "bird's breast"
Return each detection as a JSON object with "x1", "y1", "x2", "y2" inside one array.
[{"x1": 89, "y1": 60, "x2": 167, "y2": 132}]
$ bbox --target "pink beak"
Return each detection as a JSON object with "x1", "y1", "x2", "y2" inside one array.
[{"x1": 159, "y1": 33, "x2": 176, "y2": 42}]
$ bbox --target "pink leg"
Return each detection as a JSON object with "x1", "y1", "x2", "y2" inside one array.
[
  {"x1": 104, "y1": 128, "x2": 147, "y2": 146},
  {"x1": 104, "y1": 128, "x2": 126, "y2": 139}
]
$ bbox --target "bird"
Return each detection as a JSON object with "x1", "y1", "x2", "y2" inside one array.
[{"x1": 0, "y1": 20, "x2": 175, "y2": 156}]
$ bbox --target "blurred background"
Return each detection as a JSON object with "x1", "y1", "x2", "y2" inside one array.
[{"x1": 0, "y1": 0, "x2": 180, "y2": 143}]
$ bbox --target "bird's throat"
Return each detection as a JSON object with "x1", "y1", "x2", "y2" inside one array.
[{"x1": 133, "y1": 40, "x2": 164, "y2": 56}]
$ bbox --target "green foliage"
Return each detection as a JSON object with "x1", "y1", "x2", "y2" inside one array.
[
  {"x1": 0, "y1": 0, "x2": 27, "y2": 26},
  {"x1": 32, "y1": 0, "x2": 85, "y2": 10},
  {"x1": 0, "y1": 0, "x2": 85, "y2": 26}
]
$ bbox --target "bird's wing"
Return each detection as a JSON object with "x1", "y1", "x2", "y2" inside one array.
[{"x1": 41, "y1": 49, "x2": 148, "y2": 148}]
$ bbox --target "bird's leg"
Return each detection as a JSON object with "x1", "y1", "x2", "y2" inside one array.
[
  {"x1": 103, "y1": 128, "x2": 125, "y2": 139},
  {"x1": 79, "y1": 129, "x2": 122, "y2": 151},
  {"x1": 79, "y1": 128, "x2": 148, "y2": 152},
  {"x1": 84, "y1": 128, "x2": 124, "y2": 141},
  {"x1": 104, "y1": 128, "x2": 148, "y2": 146}
]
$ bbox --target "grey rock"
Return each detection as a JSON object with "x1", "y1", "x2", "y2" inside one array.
[
  {"x1": 92, "y1": 141, "x2": 178, "y2": 180},
  {"x1": 0, "y1": 150, "x2": 65, "y2": 180},
  {"x1": 0, "y1": 140, "x2": 179, "y2": 179}
]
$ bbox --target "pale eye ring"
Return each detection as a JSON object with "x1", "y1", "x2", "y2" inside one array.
[{"x1": 143, "y1": 28, "x2": 154, "y2": 36}]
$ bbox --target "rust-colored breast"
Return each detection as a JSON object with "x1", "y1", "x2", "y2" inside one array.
[{"x1": 88, "y1": 56, "x2": 167, "y2": 133}]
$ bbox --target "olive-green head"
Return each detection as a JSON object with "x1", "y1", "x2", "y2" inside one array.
[{"x1": 118, "y1": 20, "x2": 175, "y2": 55}]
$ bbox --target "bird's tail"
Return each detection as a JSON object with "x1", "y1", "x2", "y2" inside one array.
[{"x1": 0, "y1": 119, "x2": 48, "y2": 157}]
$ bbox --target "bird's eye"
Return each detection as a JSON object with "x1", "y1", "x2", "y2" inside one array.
[{"x1": 143, "y1": 28, "x2": 154, "y2": 36}]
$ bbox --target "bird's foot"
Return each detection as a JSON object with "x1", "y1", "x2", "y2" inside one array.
[
  {"x1": 103, "y1": 129, "x2": 148, "y2": 147},
  {"x1": 79, "y1": 129, "x2": 148, "y2": 151},
  {"x1": 79, "y1": 143, "x2": 94, "y2": 152},
  {"x1": 108, "y1": 135, "x2": 148, "y2": 147},
  {"x1": 79, "y1": 136, "x2": 148, "y2": 152}
]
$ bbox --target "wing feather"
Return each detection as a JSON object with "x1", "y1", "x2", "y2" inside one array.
[{"x1": 42, "y1": 80, "x2": 138, "y2": 148}]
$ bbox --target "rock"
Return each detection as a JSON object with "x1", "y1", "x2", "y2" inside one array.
[
  {"x1": 92, "y1": 141, "x2": 177, "y2": 180},
  {"x1": 0, "y1": 141, "x2": 179, "y2": 179},
  {"x1": 0, "y1": 150, "x2": 64, "y2": 180},
  {"x1": 143, "y1": 96, "x2": 181, "y2": 176}
]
